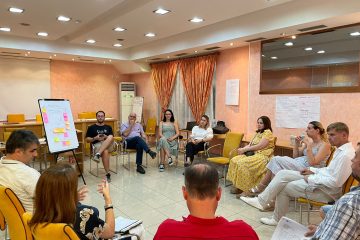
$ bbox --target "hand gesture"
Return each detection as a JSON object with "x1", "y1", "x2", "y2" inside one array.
[
  {"x1": 77, "y1": 185, "x2": 89, "y2": 201},
  {"x1": 97, "y1": 179, "x2": 111, "y2": 200},
  {"x1": 237, "y1": 147, "x2": 246, "y2": 155},
  {"x1": 300, "y1": 168, "x2": 314, "y2": 175},
  {"x1": 305, "y1": 224, "x2": 318, "y2": 237}
]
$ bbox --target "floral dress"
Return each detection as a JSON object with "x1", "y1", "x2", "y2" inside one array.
[{"x1": 226, "y1": 129, "x2": 275, "y2": 191}]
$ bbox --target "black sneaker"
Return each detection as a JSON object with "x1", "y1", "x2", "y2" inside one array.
[
  {"x1": 106, "y1": 173, "x2": 111, "y2": 182},
  {"x1": 136, "y1": 165, "x2": 146, "y2": 174},
  {"x1": 148, "y1": 150, "x2": 157, "y2": 159}
]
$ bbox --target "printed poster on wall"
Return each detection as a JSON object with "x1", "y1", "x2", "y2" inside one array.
[
  {"x1": 225, "y1": 79, "x2": 239, "y2": 105},
  {"x1": 276, "y1": 96, "x2": 320, "y2": 128}
]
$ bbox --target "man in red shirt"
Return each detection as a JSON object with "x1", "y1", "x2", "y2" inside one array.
[{"x1": 154, "y1": 163, "x2": 259, "y2": 240}]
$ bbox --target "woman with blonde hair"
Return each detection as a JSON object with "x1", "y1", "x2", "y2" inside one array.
[
  {"x1": 29, "y1": 163, "x2": 115, "y2": 240},
  {"x1": 227, "y1": 116, "x2": 275, "y2": 195},
  {"x1": 185, "y1": 115, "x2": 213, "y2": 166},
  {"x1": 242, "y1": 121, "x2": 331, "y2": 197}
]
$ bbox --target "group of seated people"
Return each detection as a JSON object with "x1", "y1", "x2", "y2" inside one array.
[{"x1": 1, "y1": 109, "x2": 359, "y2": 239}]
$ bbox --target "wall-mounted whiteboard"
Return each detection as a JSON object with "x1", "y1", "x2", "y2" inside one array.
[
  {"x1": 38, "y1": 99, "x2": 79, "y2": 153},
  {"x1": 0, "y1": 57, "x2": 50, "y2": 121},
  {"x1": 276, "y1": 96, "x2": 320, "y2": 128}
]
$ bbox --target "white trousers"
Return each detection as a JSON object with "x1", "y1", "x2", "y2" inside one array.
[{"x1": 258, "y1": 170, "x2": 334, "y2": 221}]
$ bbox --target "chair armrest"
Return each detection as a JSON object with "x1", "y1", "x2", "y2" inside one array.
[
  {"x1": 206, "y1": 144, "x2": 222, "y2": 153},
  {"x1": 229, "y1": 147, "x2": 239, "y2": 159}
]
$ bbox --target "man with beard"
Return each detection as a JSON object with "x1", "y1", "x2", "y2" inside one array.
[{"x1": 86, "y1": 110, "x2": 114, "y2": 182}]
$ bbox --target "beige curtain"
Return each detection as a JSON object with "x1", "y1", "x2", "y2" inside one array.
[
  {"x1": 179, "y1": 54, "x2": 217, "y2": 122},
  {"x1": 151, "y1": 61, "x2": 178, "y2": 112}
]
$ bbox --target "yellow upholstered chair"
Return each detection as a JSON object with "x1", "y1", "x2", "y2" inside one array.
[
  {"x1": 23, "y1": 212, "x2": 80, "y2": 240},
  {"x1": 144, "y1": 117, "x2": 157, "y2": 147},
  {"x1": 207, "y1": 132, "x2": 244, "y2": 185},
  {"x1": 78, "y1": 112, "x2": 96, "y2": 119},
  {"x1": 36, "y1": 114, "x2": 42, "y2": 122},
  {"x1": 7, "y1": 114, "x2": 25, "y2": 123},
  {"x1": 0, "y1": 186, "x2": 33, "y2": 240}
]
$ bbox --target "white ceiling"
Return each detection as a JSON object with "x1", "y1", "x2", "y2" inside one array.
[{"x1": 1, "y1": 0, "x2": 360, "y2": 73}]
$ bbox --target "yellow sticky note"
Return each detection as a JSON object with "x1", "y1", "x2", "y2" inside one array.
[
  {"x1": 53, "y1": 128, "x2": 65, "y2": 133},
  {"x1": 42, "y1": 107, "x2": 47, "y2": 113},
  {"x1": 54, "y1": 137, "x2": 60, "y2": 142}
]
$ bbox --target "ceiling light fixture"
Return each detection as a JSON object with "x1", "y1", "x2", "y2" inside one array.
[
  {"x1": 57, "y1": 15, "x2": 71, "y2": 22},
  {"x1": 0, "y1": 27, "x2": 11, "y2": 32},
  {"x1": 86, "y1": 39, "x2": 96, "y2": 44},
  {"x1": 53, "y1": 54, "x2": 57, "y2": 57},
  {"x1": 194, "y1": 50, "x2": 198, "y2": 53},
  {"x1": 109, "y1": 59, "x2": 112, "y2": 62},
  {"x1": 284, "y1": 42, "x2": 293, "y2": 46},
  {"x1": 262, "y1": 54, "x2": 265, "y2": 57},
  {"x1": 271, "y1": 56, "x2": 278, "y2": 59},
  {"x1": 145, "y1": 32, "x2": 156, "y2": 37},
  {"x1": 230, "y1": 42, "x2": 234, "y2": 46},
  {"x1": 291, "y1": 35, "x2": 297, "y2": 39},
  {"x1": 189, "y1": 17, "x2": 204, "y2": 23},
  {"x1": 154, "y1": 8, "x2": 170, "y2": 15},
  {"x1": 317, "y1": 50, "x2": 325, "y2": 54},
  {"x1": 350, "y1": 31, "x2": 360, "y2": 36},
  {"x1": 113, "y1": 43, "x2": 122, "y2": 47},
  {"x1": 27, "y1": 51, "x2": 30, "y2": 54},
  {"x1": 304, "y1": 47, "x2": 313, "y2": 51},
  {"x1": 37, "y1": 32, "x2": 48, "y2": 37},
  {"x1": 113, "y1": 27, "x2": 126, "y2": 32},
  {"x1": 9, "y1": 7, "x2": 24, "y2": 13},
  {"x1": 72, "y1": 58, "x2": 75, "y2": 61}
]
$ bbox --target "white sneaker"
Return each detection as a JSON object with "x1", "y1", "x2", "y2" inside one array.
[
  {"x1": 159, "y1": 164, "x2": 165, "y2": 172},
  {"x1": 167, "y1": 157, "x2": 174, "y2": 166},
  {"x1": 240, "y1": 197, "x2": 265, "y2": 211},
  {"x1": 93, "y1": 153, "x2": 101, "y2": 163},
  {"x1": 260, "y1": 216, "x2": 278, "y2": 226}
]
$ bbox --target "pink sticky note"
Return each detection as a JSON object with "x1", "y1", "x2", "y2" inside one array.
[
  {"x1": 63, "y1": 113, "x2": 68, "y2": 121},
  {"x1": 43, "y1": 116, "x2": 48, "y2": 123},
  {"x1": 62, "y1": 141, "x2": 67, "y2": 146},
  {"x1": 64, "y1": 132, "x2": 69, "y2": 137}
]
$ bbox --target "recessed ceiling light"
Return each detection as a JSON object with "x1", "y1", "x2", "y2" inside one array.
[
  {"x1": 304, "y1": 47, "x2": 313, "y2": 51},
  {"x1": 154, "y1": 8, "x2": 170, "y2": 15},
  {"x1": 350, "y1": 31, "x2": 360, "y2": 36},
  {"x1": 9, "y1": 7, "x2": 24, "y2": 13},
  {"x1": 0, "y1": 27, "x2": 11, "y2": 32},
  {"x1": 72, "y1": 58, "x2": 75, "y2": 61},
  {"x1": 113, "y1": 43, "x2": 122, "y2": 47},
  {"x1": 291, "y1": 35, "x2": 297, "y2": 39},
  {"x1": 113, "y1": 27, "x2": 126, "y2": 32},
  {"x1": 145, "y1": 32, "x2": 156, "y2": 37},
  {"x1": 194, "y1": 50, "x2": 198, "y2": 53},
  {"x1": 27, "y1": 51, "x2": 30, "y2": 54},
  {"x1": 37, "y1": 32, "x2": 48, "y2": 37},
  {"x1": 271, "y1": 56, "x2": 278, "y2": 59},
  {"x1": 317, "y1": 50, "x2": 325, "y2": 54},
  {"x1": 86, "y1": 39, "x2": 96, "y2": 44},
  {"x1": 53, "y1": 54, "x2": 57, "y2": 57},
  {"x1": 57, "y1": 15, "x2": 71, "y2": 22},
  {"x1": 109, "y1": 59, "x2": 112, "y2": 62},
  {"x1": 284, "y1": 42, "x2": 293, "y2": 46},
  {"x1": 189, "y1": 17, "x2": 204, "y2": 23},
  {"x1": 262, "y1": 54, "x2": 265, "y2": 57},
  {"x1": 230, "y1": 42, "x2": 234, "y2": 46}
]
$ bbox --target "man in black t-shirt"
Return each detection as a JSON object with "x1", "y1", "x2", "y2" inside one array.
[{"x1": 86, "y1": 111, "x2": 114, "y2": 182}]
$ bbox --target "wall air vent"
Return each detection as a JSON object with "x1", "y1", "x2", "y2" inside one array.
[
  {"x1": 204, "y1": 46, "x2": 221, "y2": 51},
  {"x1": 298, "y1": 25, "x2": 327, "y2": 32},
  {"x1": 245, "y1": 37, "x2": 266, "y2": 42},
  {"x1": 78, "y1": 59, "x2": 94, "y2": 62},
  {"x1": 311, "y1": 29, "x2": 335, "y2": 35},
  {"x1": 175, "y1": 53, "x2": 187, "y2": 56},
  {"x1": 1, "y1": 51, "x2": 21, "y2": 55},
  {"x1": 150, "y1": 58, "x2": 163, "y2": 61}
]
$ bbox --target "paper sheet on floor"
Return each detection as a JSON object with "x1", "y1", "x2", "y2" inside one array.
[{"x1": 271, "y1": 217, "x2": 312, "y2": 240}]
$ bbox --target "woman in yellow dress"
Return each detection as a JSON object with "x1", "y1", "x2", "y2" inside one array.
[{"x1": 227, "y1": 116, "x2": 275, "y2": 195}]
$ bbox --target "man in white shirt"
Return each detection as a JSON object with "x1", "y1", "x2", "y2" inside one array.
[
  {"x1": 241, "y1": 122, "x2": 355, "y2": 226},
  {"x1": 0, "y1": 130, "x2": 40, "y2": 212}
]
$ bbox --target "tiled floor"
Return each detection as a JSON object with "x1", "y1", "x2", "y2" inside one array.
[{"x1": 0, "y1": 152, "x2": 323, "y2": 240}]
